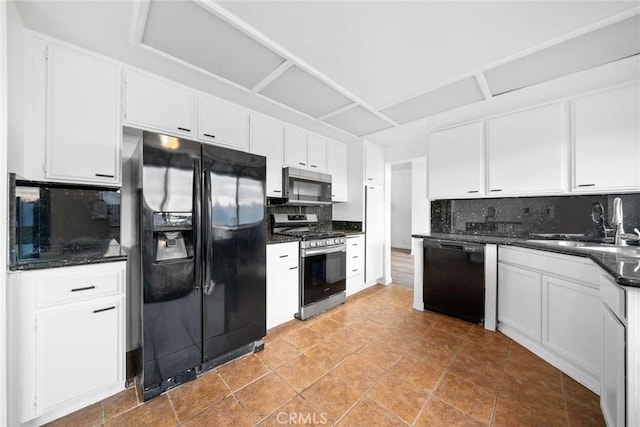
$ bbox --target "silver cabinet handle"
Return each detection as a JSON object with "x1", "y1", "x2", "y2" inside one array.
[
  {"x1": 71, "y1": 286, "x2": 95, "y2": 292},
  {"x1": 93, "y1": 306, "x2": 115, "y2": 314}
]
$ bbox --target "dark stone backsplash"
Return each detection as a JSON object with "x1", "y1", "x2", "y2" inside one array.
[
  {"x1": 432, "y1": 193, "x2": 640, "y2": 241},
  {"x1": 332, "y1": 221, "x2": 363, "y2": 232},
  {"x1": 265, "y1": 203, "x2": 333, "y2": 239}
]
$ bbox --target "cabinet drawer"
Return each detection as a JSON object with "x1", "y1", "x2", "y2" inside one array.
[
  {"x1": 267, "y1": 241, "x2": 299, "y2": 264},
  {"x1": 600, "y1": 274, "x2": 626, "y2": 321},
  {"x1": 36, "y1": 265, "x2": 124, "y2": 308}
]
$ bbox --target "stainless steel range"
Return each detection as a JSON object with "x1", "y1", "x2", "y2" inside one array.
[{"x1": 272, "y1": 214, "x2": 347, "y2": 320}]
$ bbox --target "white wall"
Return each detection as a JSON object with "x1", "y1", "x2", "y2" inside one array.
[
  {"x1": 390, "y1": 166, "x2": 412, "y2": 249},
  {"x1": 411, "y1": 157, "x2": 430, "y2": 235}
]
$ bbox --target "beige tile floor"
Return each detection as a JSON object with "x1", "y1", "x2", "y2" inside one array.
[{"x1": 47, "y1": 284, "x2": 605, "y2": 426}]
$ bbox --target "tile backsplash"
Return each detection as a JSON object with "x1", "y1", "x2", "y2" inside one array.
[{"x1": 432, "y1": 193, "x2": 640, "y2": 240}]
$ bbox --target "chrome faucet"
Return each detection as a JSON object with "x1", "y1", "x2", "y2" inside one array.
[{"x1": 611, "y1": 198, "x2": 635, "y2": 246}]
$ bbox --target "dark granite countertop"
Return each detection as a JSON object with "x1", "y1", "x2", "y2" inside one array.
[
  {"x1": 412, "y1": 232, "x2": 640, "y2": 288},
  {"x1": 267, "y1": 235, "x2": 301, "y2": 245},
  {"x1": 338, "y1": 230, "x2": 365, "y2": 236},
  {"x1": 10, "y1": 254, "x2": 128, "y2": 271}
]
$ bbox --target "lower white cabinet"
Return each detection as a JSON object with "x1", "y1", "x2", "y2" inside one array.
[
  {"x1": 498, "y1": 263, "x2": 542, "y2": 341},
  {"x1": 346, "y1": 235, "x2": 365, "y2": 296},
  {"x1": 8, "y1": 262, "x2": 126, "y2": 426},
  {"x1": 498, "y1": 246, "x2": 602, "y2": 393},
  {"x1": 266, "y1": 242, "x2": 299, "y2": 329},
  {"x1": 600, "y1": 274, "x2": 627, "y2": 427}
]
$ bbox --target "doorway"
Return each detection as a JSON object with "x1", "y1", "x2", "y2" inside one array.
[{"x1": 390, "y1": 162, "x2": 413, "y2": 287}]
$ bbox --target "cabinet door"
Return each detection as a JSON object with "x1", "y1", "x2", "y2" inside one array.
[
  {"x1": 498, "y1": 263, "x2": 542, "y2": 341},
  {"x1": 573, "y1": 84, "x2": 640, "y2": 191},
  {"x1": 284, "y1": 127, "x2": 308, "y2": 168},
  {"x1": 601, "y1": 305, "x2": 626, "y2": 427},
  {"x1": 125, "y1": 70, "x2": 195, "y2": 136},
  {"x1": 487, "y1": 103, "x2": 566, "y2": 195},
  {"x1": 46, "y1": 44, "x2": 121, "y2": 185},
  {"x1": 326, "y1": 140, "x2": 347, "y2": 202},
  {"x1": 307, "y1": 134, "x2": 327, "y2": 172},
  {"x1": 198, "y1": 95, "x2": 248, "y2": 151},
  {"x1": 427, "y1": 122, "x2": 484, "y2": 198},
  {"x1": 365, "y1": 185, "x2": 384, "y2": 284},
  {"x1": 250, "y1": 115, "x2": 284, "y2": 197},
  {"x1": 542, "y1": 275, "x2": 601, "y2": 377},
  {"x1": 266, "y1": 243, "x2": 299, "y2": 329},
  {"x1": 346, "y1": 235, "x2": 364, "y2": 295},
  {"x1": 365, "y1": 142, "x2": 385, "y2": 186},
  {"x1": 36, "y1": 296, "x2": 123, "y2": 413}
]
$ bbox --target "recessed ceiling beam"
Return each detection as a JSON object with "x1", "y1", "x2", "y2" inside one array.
[
  {"x1": 474, "y1": 73, "x2": 493, "y2": 100},
  {"x1": 129, "y1": 0, "x2": 150, "y2": 46},
  {"x1": 251, "y1": 60, "x2": 293, "y2": 93},
  {"x1": 318, "y1": 103, "x2": 358, "y2": 121}
]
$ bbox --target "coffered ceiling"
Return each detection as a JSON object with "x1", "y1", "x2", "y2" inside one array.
[{"x1": 10, "y1": 1, "x2": 640, "y2": 147}]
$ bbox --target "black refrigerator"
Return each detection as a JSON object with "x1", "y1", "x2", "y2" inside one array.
[{"x1": 137, "y1": 131, "x2": 266, "y2": 400}]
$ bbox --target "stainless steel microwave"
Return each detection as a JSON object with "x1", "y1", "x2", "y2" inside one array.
[{"x1": 282, "y1": 167, "x2": 332, "y2": 205}]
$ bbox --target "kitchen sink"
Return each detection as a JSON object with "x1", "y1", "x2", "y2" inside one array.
[{"x1": 527, "y1": 240, "x2": 640, "y2": 257}]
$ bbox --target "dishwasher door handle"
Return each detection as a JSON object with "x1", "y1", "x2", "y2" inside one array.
[{"x1": 440, "y1": 243, "x2": 466, "y2": 251}]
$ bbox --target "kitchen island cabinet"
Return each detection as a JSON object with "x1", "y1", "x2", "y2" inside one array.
[{"x1": 8, "y1": 261, "x2": 126, "y2": 427}]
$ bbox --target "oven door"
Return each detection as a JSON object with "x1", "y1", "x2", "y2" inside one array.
[{"x1": 301, "y1": 246, "x2": 346, "y2": 306}]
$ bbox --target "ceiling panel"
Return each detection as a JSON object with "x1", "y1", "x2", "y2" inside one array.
[
  {"x1": 323, "y1": 106, "x2": 392, "y2": 136},
  {"x1": 485, "y1": 15, "x2": 640, "y2": 96},
  {"x1": 259, "y1": 65, "x2": 354, "y2": 118},
  {"x1": 141, "y1": 0, "x2": 285, "y2": 89},
  {"x1": 381, "y1": 77, "x2": 485, "y2": 124}
]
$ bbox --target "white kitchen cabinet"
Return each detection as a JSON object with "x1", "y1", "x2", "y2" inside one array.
[
  {"x1": 15, "y1": 38, "x2": 122, "y2": 186},
  {"x1": 498, "y1": 263, "x2": 542, "y2": 341},
  {"x1": 498, "y1": 246, "x2": 604, "y2": 393},
  {"x1": 197, "y1": 95, "x2": 248, "y2": 151},
  {"x1": 326, "y1": 140, "x2": 348, "y2": 202},
  {"x1": 487, "y1": 103, "x2": 566, "y2": 195},
  {"x1": 284, "y1": 128, "x2": 327, "y2": 173},
  {"x1": 542, "y1": 274, "x2": 601, "y2": 379},
  {"x1": 124, "y1": 69, "x2": 196, "y2": 137},
  {"x1": 365, "y1": 142, "x2": 385, "y2": 186},
  {"x1": 427, "y1": 122, "x2": 484, "y2": 198},
  {"x1": 8, "y1": 262, "x2": 126, "y2": 426},
  {"x1": 307, "y1": 134, "x2": 327, "y2": 172},
  {"x1": 346, "y1": 235, "x2": 365, "y2": 295},
  {"x1": 284, "y1": 126, "x2": 308, "y2": 168},
  {"x1": 572, "y1": 84, "x2": 640, "y2": 191},
  {"x1": 266, "y1": 242, "x2": 299, "y2": 329},
  {"x1": 365, "y1": 185, "x2": 384, "y2": 285},
  {"x1": 601, "y1": 304, "x2": 626, "y2": 427},
  {"x1": 250, "y1": 114, "x2": 285, "y2": 197}
]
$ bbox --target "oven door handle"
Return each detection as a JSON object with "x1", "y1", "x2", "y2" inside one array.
[{"x1": 301, "y1": 246, "x2": 347, "y2": 257}]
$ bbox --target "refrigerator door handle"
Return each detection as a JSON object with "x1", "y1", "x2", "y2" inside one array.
[
  {"x1": 193, "y1": 158, "x2": 202, "y2": 292},
  {"x1": 203, "y1": 163, "x2": 213, "y2": 293}
]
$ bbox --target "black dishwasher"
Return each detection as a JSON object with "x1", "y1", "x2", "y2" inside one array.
[{"x1": 423, "y1": 240, "x2": 485, "y2": 324}]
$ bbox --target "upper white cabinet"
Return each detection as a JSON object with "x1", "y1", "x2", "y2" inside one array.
[
  {"x1": 284, "y1": 126, "x2": 308, "y2": 168},
  {"x1": 365, "y1": 142, "x2": 385, "y2": 186},
  {"x1": 427, "y1": 122, "x2": 484, "y2": 198},
  {"x1": 326, "y1": 140, "x2": 348, "y2": 202},
  {"x1": 15, "y1": 38, "x2": 122, "y2": 186},
  {"x1": 197, "y1": 95, "x2": 248, "y2": 151},
  {"x1": 572, "y1": 84, "x2": 640, "y2": 191},
  {"x1": 284, "y1": 128, "x2": 327, "y2": 173},
  {"x1": 487, "y1": 103, "x2": 566, "y2": 195},
  {"x1": 307, "y1": 134, "x2": 327, "y2": 172},
  {"x1": 124, "y1": 70, "x2": 196, "y2": 137},
  {"x1": 250, "y1": 114, "x2": 285, "y2": 197}
]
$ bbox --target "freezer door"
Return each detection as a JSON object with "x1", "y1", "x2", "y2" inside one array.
[
  {"x1": 202, "y1": 144, "x2": 267, "y2": 363},
  {"x1": 140, "y1": 132, "x2": 202, "y2": 397}
]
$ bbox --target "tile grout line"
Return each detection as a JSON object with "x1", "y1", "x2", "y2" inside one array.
[{"x1": 488, "y1": 340, "x2": 509, "y2": 427}]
